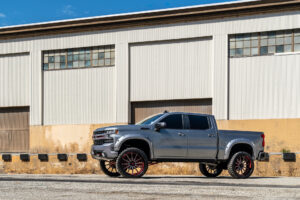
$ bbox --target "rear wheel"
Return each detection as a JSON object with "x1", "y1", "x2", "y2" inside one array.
[
  {"x1": 199, "y1": 163, "x2": 223, "y2": 177},
  {"x1": 227, "y1": 151, "x2": 254, "y2": 179},
  {"x1": 100, "y1": 160, "x2": 120, "y2": 177},
  {"x1": 116, "y1": 147, "x2": 148, "y2": 178}
]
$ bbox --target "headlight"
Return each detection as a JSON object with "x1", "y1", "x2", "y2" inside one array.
[{"x1": 105, "y1": 129, "x2": 119, "y2": 135}]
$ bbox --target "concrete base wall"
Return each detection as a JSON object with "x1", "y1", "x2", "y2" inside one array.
[
  {"x1": 1, "y1": 119, "x2": 299, "y2": 175},
  {"x1": 217, "y1": 119, "x2": 300, "y2": 152},
  {"x1": 29, "y1": 119, "x2": 300, "y2": 153},
  {"x1": 29, "y1": 123, "x2": 119, "y2": 153}
]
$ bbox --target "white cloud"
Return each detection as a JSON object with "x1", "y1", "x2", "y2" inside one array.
[
  {"x1": 62, "y1": 5, "x2": 75, "y2": 16},
  {"x1": 0, "y1": 13, "x2": 6, "y2": 18}
]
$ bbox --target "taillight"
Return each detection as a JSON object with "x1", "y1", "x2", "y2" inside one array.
[{"x1": 261, "y1": 134, "x2": 265, "y2": 147}]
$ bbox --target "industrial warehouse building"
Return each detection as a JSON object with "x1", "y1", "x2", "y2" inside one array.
[{"x1": 0, "y1": 0, "x2": 300, "y2": 153}]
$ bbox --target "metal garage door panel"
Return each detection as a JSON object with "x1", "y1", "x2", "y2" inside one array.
[
  {"x1": 130, "y1": 37, "x2": 212, "y2": 102},
  {"x1": 0, "y1": 53, "x2": 30, "y2": 107},
  {"x1": 131, "y1": 99, "x2": 212, "y2": 123},
  {"x1": 0, "y1": 107, "x2": 29, "y2": 152}
]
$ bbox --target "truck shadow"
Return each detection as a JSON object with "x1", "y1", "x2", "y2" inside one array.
[{"x1": 141, "y1": 176, "x2": 279, "y2": 179}]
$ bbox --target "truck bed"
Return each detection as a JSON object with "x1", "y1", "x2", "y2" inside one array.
[{"x1": 217, "y1": 129, "x2": 264, "y2": 160}]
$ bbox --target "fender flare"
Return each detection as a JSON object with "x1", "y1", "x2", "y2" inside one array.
[
  {"x1": 224, "y1": 138, "x2": 256, "y2": 160},
  {"x1": 114, "y1": 135, "x2": 154, "y2": 159}
]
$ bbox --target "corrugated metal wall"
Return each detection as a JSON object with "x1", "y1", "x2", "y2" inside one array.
[
  {"x1": 43, "y1": 67, "x2": 115, "y2": 125},
  {"x1": 0, "y1": 53, "x2": 30, "y2": 107},
  {"x1": 0, "y1": 11, "x2": 300, "y2": 124},
  {"x1": 130, "y1": 37, "x2": 212, "y2": 102},
  {"x1": 229, "y1": 54, "x2": 300, "y2": 119}
]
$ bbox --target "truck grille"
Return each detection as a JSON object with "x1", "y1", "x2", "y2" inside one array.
[{"x1": 94, "y1": 138, "x2": 113, "y2": 145}]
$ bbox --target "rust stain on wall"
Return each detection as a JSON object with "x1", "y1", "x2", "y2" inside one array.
[
  {"x1": 29, "y1": 123, "x2": 119, "y2": 153},
  {"x1": 217, "y1": 119, "x2": 300, "y2": 152},
  {"x1": 1, "y1": 119, "x2": 299, "y2": 175}
]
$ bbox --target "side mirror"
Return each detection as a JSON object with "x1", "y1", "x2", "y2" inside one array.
[{"x1": 155, "y1": 122, "x2": 166, "y2": 131}]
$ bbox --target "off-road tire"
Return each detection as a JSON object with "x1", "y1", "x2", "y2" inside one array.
[
  {"x1": 199, "y1": 163, "x2": 223, "y2": 178},
  {"x1": 100, "y1": 160, "x2": 120, "y2": 177},
  {"x1": 227, "y1": 151, "x2": 254, "y2": 179},
  {"x1": 116, "y1": 147, "x2": 148, "y2": 178}
]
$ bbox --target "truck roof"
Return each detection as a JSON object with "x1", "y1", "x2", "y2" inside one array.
[{"x1": 163, "y1": 111, "x2": 212, "y2": 117}]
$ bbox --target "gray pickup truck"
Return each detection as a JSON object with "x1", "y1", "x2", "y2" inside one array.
[{"x1": 91, "y1": 112, "x2": 267, "y2": 179}]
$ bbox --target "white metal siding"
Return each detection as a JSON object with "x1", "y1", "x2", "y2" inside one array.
[
  {"x1": 43, "y1": 67, "x2": 115, "y2": 125},
  {"x1": 212, "y1": 35, "x2": 228, "y2": 120},
  {"x1": 30, "y1": 51, "x2": 42, "y2": 126},
  {"x1": 130, "y1": 38, "x2": 212, "y2": 102},
  {"x1": 229, "y1": 54, "x2": 300, "y2": 119},
  {"x1": 0, "y1": 11, "x2": 299, "y2": 124},
  {"x1": 0, "y1": 53, "x2": 30, "y2": 107},
  {"x1": 115, "y1": 43, "x2": 130, "y2": 123}
]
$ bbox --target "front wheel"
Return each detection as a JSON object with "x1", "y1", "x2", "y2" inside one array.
[
  {"x1": 227, "y1": 151, "x2": 254, "y2": 179},
  {"x1": 116, "y1": 147, "x2": 148, "y2": 178},
  {"x1": 199, "y1": 163, "x2": 223, "y2": 177},
  {"x1": 100, "y1": 160, "x2": 120, "y2": 177}
]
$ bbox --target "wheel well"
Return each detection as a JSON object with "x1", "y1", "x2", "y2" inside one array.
[
  {"x1": 229, "y1": 143, "x2": 253, "y2": 159},
  {"x1": 119, "y1": 139, "x2": 151, "y2": 159}
]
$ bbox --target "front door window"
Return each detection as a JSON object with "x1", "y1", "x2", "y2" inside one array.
[{"x1": 153, "y1": 114, "x2": 187, "y2": 158}]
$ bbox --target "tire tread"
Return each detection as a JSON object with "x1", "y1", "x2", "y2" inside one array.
[
  {"x1": 227, "y1": 151, "x2": 254, "y2": 179},
  {"x1": 199, "y1": 163, "x2": 223, "y2": 178},
  {"x1": 116, "y1": 147, "x2": 148, "y2": 178},
  {"x1": 100, "y1": 160, "x2": 120, "y2": 177}
]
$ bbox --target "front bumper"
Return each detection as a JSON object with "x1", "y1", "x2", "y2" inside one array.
[{"x1": 91, "y1": 143, "x2": 118, "y2": 160}]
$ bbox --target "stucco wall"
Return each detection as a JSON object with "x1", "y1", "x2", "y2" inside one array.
[
  {"x1": 28, "y1": 119, "x2": 300, "y2": 153},
  {"x1": 217, "y1": 119, "x2": 300, "y2": 153},
  {"x1": 29, "y1": 123, "x2": 119, "y2": 153},
  {"x1": 0, "y1": 119, "x2": 299, "y2": 175}
]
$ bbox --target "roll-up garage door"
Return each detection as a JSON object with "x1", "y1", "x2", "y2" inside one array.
[
  {"x1": 0, "y1": 107, "x2": 29, "y2": 152},
  {"x1": 131, "y1": 99, "x2": 212, "y2": 123},
  {"x1": 130, "y1": 37, "x2": 212, "y2": 102},
  {"x1": 0, "y1": 53, "x2": 30, "y2": 107}
]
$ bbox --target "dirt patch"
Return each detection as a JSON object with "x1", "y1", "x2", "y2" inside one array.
[{"x1": 2, "y1": 155, "x2": 299, "y2": 176}]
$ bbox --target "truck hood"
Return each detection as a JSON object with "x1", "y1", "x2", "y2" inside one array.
[{"x1": 94, "y1": 124, "x2": 150, "y2": 133}]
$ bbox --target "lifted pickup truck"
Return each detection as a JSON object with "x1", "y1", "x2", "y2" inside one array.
[{"x1": 91, "y1": 112, "x2": 267, "y2": 179}]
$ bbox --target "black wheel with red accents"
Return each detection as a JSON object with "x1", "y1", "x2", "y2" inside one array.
[
  {"x1": 227, "y1": 151, "x2": 254, "y2": 179},
  {"x1": 100, "y1": 160, "x2": 120, "y2": 177},
  {"x1": 199, "y1": 163, "x2": 223, "y2": 178},
  {"x1": 116, "y1": 147, "x2": 148, "y2": 178}
]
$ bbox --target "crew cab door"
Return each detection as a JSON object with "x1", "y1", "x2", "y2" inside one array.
[
  {"x1": 185, "y1": 114, "x2": 218, "y2": 159},
  {"x1": 152, "y1": 114, "x2": 188, "y2": 158}
]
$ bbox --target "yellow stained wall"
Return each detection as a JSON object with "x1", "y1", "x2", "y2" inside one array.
[
  {"x1": 29, "y1": 123, "x2": 119, "y2": 153},
  {"x1": 0, "y1": 119, "x2": 299, "y2": 175},
  {"x1": 217, "y1": 119, "x2": 300, "y2": 153},
  {"x1": 29, "y1": 119, "x2": 300, "y2": 153}
]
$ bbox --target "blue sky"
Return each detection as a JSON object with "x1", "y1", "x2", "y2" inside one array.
[{"x1": 0, "y1": 0, "x2": 236, "y2": 27}]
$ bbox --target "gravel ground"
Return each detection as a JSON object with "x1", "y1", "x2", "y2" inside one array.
[{"x1": 0, "y1": 174, "x2": 299, "y2": 200}]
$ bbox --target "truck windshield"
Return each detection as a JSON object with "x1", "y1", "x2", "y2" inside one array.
[{"x1": 137, "y1": 114, "x2": 164, "y2": 125}]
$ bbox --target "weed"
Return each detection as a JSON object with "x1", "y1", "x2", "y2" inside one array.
[{"x1": 281, "y1": 148, "x2": 291, "y2": 153}]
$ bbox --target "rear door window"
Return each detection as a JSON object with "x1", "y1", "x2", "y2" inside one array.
[
  {"x1": 160, "y1": 114, "x2": 183, "y2": 129},
  {"x1": 188, "y1": 115, "x2": 210, "y2": 130}
]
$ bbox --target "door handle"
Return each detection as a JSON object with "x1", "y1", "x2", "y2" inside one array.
[
  {"x1": 178, "y1": 132, "x2": 185, "y2": 136},
  {"x1": 208, "y1": 133, "x2": 216, "y2": 137}
]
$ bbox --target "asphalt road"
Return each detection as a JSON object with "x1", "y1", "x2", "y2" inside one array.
[{"x1": 0, "y1": 174, "x2": 299, "y2": 200}]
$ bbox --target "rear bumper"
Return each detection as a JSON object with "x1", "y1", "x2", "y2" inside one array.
[
  {"x1": 257, "y1": 152, "x2": 269, "y2": 161},
  {"x1": 91, "y1": 143, "x2": 118, "y2": 160}
]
